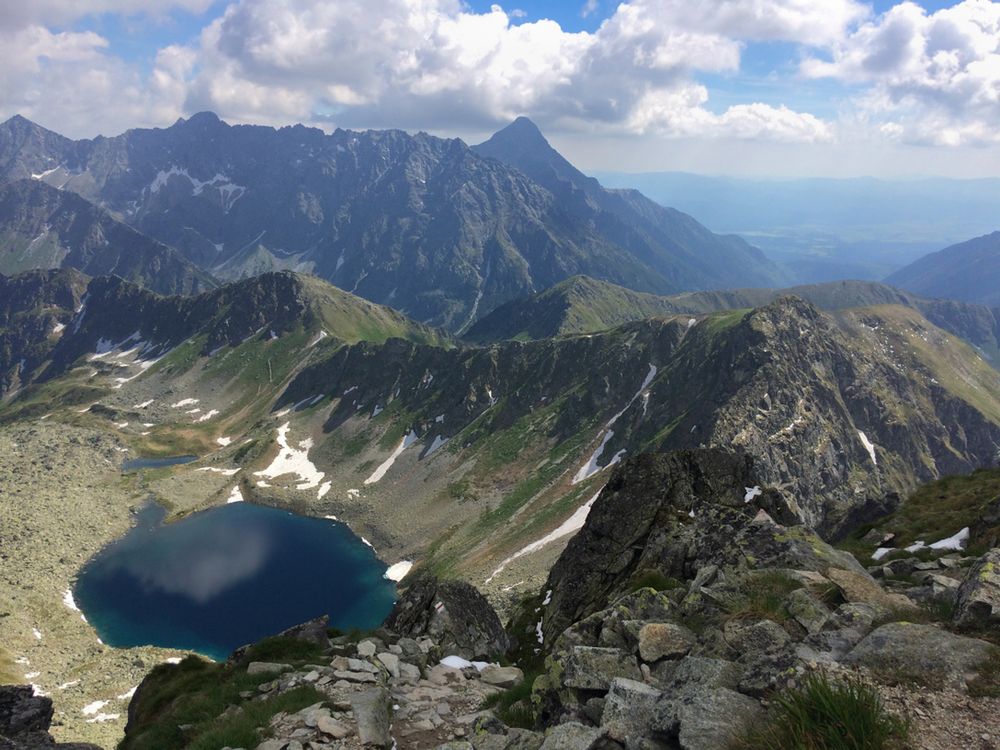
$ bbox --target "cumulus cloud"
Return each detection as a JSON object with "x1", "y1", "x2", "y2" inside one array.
[
  {"x1": 0, "y1": 0, "x2": 216, "y2": 30},
  {"x1": 0, "y1": 24, "x2": 191, "y2": 137},
  {"x1": 176, "y1": 0, "x2": 831, "y2": 143},
  {"x1": 803, "y1": 0, "x2": 1000, "y2": 145}
]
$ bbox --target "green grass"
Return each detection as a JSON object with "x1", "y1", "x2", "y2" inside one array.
[
  {"x1": 185, "y1": 686, "x2": 326, "y2": 750},
  {"x1": 738, "y1": 674, "x2": 909, "y2": 750},
  {"x1": 480, "y1": 669, "x2": 540, "y2": 730},
  {"x1": 842, "y1": 468, "x2": 1000, "y2": 558},
  {"x1": 722, "y1": 571, "x2": 803, "y2": 624},
  {"x1": 122, "y1": 638, "x2": 331, "y2": 750}
]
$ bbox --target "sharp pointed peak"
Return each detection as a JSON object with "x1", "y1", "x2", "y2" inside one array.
[{"x1": 492, "y1": 115, "x2": 549, "y2": 144}]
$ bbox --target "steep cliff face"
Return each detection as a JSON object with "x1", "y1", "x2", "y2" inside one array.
[
  {"x1": 0, "y1": 113, "x2": 789, "y2": 330},
  {"x1": 0, "y1": 179, "x2": 214, "y2": 295}
]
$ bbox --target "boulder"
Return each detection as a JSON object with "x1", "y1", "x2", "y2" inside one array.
[
  {"x1": 825, "y1": 568, "x2": 917, "y2": 613},
  {"x1": 480, "y1": 665, "x2": 525, "y2": 689},
  {"x1": 600, "y1": 678, "x2": 662, "y2": 747},
  {"x1": 247, "y1": 661, "x2": 294, "y2": 675},
  {"x1": 539, "y1": 722, "x2": 605, "y2": 750},
  {"x1": 386, "y1": 574, "x2": 509, "y2": 660},
  {"x1": 0, "y1": 686, "x2": 101, "y2": 750},
  {"x1": 351, "y1": 687, "x2": 392, "y2": 748},
  {"x1": 673, "y1": 689, "x2": 762, "y2": 750},
  {"x1": 844, "y1": 622, "x2": 994, "y2": 687},
  {"x1": 954, "y1": 548, "x2": 1000, "y2": 628},
  {"x1": 562, "y1": 646, "x2": 642, "y2": 690},
  {"x1": 637, "y1": 623, "x2": 696, "y2": 662}
]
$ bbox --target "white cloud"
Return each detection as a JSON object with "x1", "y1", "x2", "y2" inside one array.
[
  {"x1": 803, "y1": 0, "x2": 1000, "y2": 144},
  {"x1": 0, "y1": 0, "x2": 216, "y2": 30},
  {"x1": 176, "y1": 0, "x2": 827, "y2": 142},
  {"x1": 0, "y1": 25, "x2": 190, "y2": 137}
]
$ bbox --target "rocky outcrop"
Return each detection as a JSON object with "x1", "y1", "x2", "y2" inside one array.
[
  {"x1": 0, "y1": 686, "x2": 100, "y2": 750},
  {"x1": 540, "y1": 450, "x2": 859, "y2": 643},
  {"x1": 954, "y1": 548, "x2": 1000, "y2": 628},
  {"x1": 387, "y1": 574, "x2": 510, "y2": 661}
]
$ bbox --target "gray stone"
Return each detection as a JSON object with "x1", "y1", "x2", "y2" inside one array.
[
  {"x1": 539, "y1": 722, "x2": 606, "y2": 750},
  {"x1": 844, "y1": 622, "x2": 994, "y2": 687},
  {"x1": 954, "y1": 548, "x2": 1000, "y2": 629},
  {"x1": 637, "y1": 623, "x2": 695, "y2": 662},
  {"x1": 675, "y1": 689, "x2": 762, "y2": 750},
  {"x1": 246, "y1": 662, "x2": 293, "y2": 675},
  {"x1": 357, "y1": 640, "x2": 378, "y2": 658},
  {"x1": 562, "y1": 646, "x2": 641, "y2": 690},
  {"x1": 601, "y1": 678, "x2": 662, "y2": 748},
  {"x1": 351, "y1": 687, "x2": 392, "y2": 748},
  {"x1": 784, "y1": 588, "x2": 830, "y2": 634},
  {"x1": 657, "y1": 656, "x2": 742, "y2": 693},
  {"x1": 723, "y1": 619, "x2": 790, "y2": 657},
  {"x1": 480, "y1": 665, "x2": 525, "y2": 689},
  {"x1": 376, "y1": 652, "x2": 400, "y2": 678},
  {"x1": 398, "y1": 662, "x2": 422, "y2": 684},
  {"x1": 317, "y1": 715, "x2": 352, "y2": 739}
]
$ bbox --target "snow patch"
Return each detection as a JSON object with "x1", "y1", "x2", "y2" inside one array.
[
  {"x1": 364, "y1": 430, "x2": 418, "y2": 485},
  {"x1": 196, "y1": 467, "x2": 239, "y2": 476},
  {"x1": 82, "y1": 700, "x2": 109, "y2": 716},
  {"x1": 317, "y1": 481, "x2": 332, "y2": 499},
  {"x1": 571, "y1": 364, "x2": 657, "y2": 485},
  {"x1": 62, "y1": 590, "x2": 80, "y2": 612},
  {"x1": 929, "y1": 527, "x2": 969, "y2": 551},
  {"x1": 171, "y1": 398, "x2": 199, "y2": 408},
  {"x1": 253, "y1": 422, "x2": 325, "y2": 490},
  {"x1": 134, "y1": 400, "x2": 154, "y2": 409},
  {"x1": 32, "y1": 628, "x2": 41, "y2": 640},
  {"x1": 225, "y1": 485, "x2": 244, "y2": 504},
  {"x1": 858, "y1": 431, "x2": 878, "y2": 466},
  {"x1": 216, "y1": 436, "x2": 232, "y2": 447},
  {"x1": 872, "y1": 547, "x2": 893, "y2": 561},
  {"x1": 485, "y1": 486, "x2": 604, "y2": 584},
  {"x1": 384, "y1": 561, "x2": 414, "y2": 582},
  {"x1": 196, "y1": 409, "x2": 220, "y2": 423},
  {"x1": 744, "y1": 486, "x2": 762, "y2": 504},
  {"x1": 439, "y1": 656, "x2": 489, "y2": 671},
  {"x1": 117, "y1": 687, "x2": 137, "y2": 701}
]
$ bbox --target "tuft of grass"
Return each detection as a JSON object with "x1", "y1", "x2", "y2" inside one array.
[
  {"x1": 186, "y1": 686, "x2": 326, "y2": 750},
  {"x1": 237, "y1": 636, "x2": 327, "y2": 666},
  {"x1": 626, "y1": 569, "x2": 684, "y2": 594},
  {"x1": 969, "y1": 648, "x2": 1000, "y2": 698},
  {"x1": 480, "y1": 669, "x2": 540, "y2": 730},
  {"x1": 738, "y1": 674, "x2": 910, "y2": 750},
  {"x1": 722, "y1": 572, "x2": 803, "y2": 624}
]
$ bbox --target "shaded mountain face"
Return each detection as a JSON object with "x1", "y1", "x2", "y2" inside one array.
[
  {"x1": 0, "y1": 113, "x2": 788, "y2": 331},
  {"x1": 278, "y1": 294, "x2": 1000, "y2": 552},
  {"x1": 885, "y1": 231, "x2": 1000, "y2": 306},
  {"x1": 467, "y1": 276, "x2": 1000, "y2": 369},
  {"x1": 0, "y1": 268, "x2": 87, "y2": 395},
  {"x1": 0, "y1": 269, "x2": 447, "y2": 399},
  {"x1": 0, "y1": 179, "x2": 214, "y2": 295}
]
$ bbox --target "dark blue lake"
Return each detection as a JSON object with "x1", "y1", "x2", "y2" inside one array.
[
  {"x1": 74, "y1": 503, "x2": 397, "y2": 661},
  {"x1": 121, "y1": 455, "x2": 198, "y2": 472}
]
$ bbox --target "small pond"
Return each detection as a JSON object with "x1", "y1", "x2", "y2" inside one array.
[
  {"x1": 74, "y1": 502, "x2": 396, "y2": 661},
  {"x1": 121, "y1": 455, "x2": 198, "y2": 472}
]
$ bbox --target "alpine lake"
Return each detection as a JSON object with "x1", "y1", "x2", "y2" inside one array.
[{"x1": 74, "y1": 460, "x2": 397, "y2": 661}]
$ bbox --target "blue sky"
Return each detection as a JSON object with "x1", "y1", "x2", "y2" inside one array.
[{"x1": 3, "y1": 1, "x2": 999, "y2": 178}]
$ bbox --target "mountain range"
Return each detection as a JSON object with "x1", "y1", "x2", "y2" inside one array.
[
  {"x1": 0, "y1": 112, "x2": 787, "y2": 332},
  {"x1": 886, "y1": 231, "x2": 1000, "y2": 306}
]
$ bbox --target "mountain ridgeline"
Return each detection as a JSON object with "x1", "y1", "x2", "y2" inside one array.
[
  {"x1": 467, "y1": 275, "x2": 1000, "y2": 368},
  {"x1": 885, "y1": 230, "x2": 1000, "y2": 306},
  {"x1": 0, "y1": 113, "x2": 788, "y2": 331}
]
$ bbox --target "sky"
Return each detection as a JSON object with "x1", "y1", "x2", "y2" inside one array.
[{"x1": 1, "y1": 0, "x2": 999, "y2": 178}]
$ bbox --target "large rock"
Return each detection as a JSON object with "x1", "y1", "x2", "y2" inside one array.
[
  {"x1": 637, "y1": 623, "x2": 695, "y2": 662},
  {"x1": 539, "y1": 722, "x2": 605, "y2": 750},
  {"x1": 351, "y1": 687, "x2": 392, "y2": 748},
  {"x1": 844, "y1": 623, "x2": 994, "y2": 687},
  {"x1": 673, "y1": 689, "x2": 762, "y2": 750},
  {"x1": 954, "y1": 548, "x2": 1000, "y2": 628},
  {"x1": 561, "y1": 646, "x2": 642, "y2": 691},
  {"x1": 0, "y1": 686, "x2": 101, "y2": 750},
  {"x1": 600, "y1": 678, "x2": 662, "y2": 747},
  {"x1": 386, "y1": 574, "x2": 509, "y2": 660},
  {"x1": 825, "y1": 568, "x2": 917, "y2": 613},
  {"x1": 541, "y1": 451, "x2": 863, "y2": 643}
]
